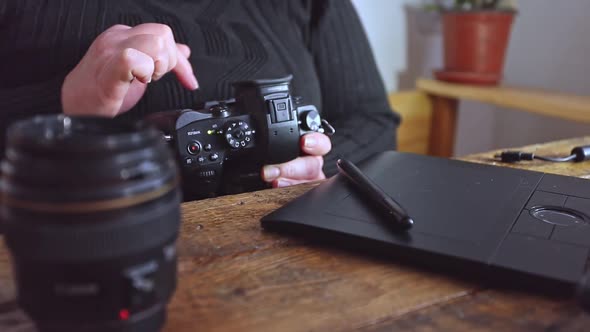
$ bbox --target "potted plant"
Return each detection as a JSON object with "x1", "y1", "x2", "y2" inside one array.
[{"x1": 428, "y1": 0, "x2": 517, "y2": 85}]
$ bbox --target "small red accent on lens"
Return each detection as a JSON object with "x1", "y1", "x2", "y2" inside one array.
[{"x1": 119, "y1": 309, "x2": 130, "y2": 320}]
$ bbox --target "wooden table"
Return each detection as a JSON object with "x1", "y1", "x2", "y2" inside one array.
[
  {"x1": 2, "y1": 137, "x2": 590, "y2": 331},
  {"x1": 417, "y1": 79, "x2": 590, "y2": 157}
]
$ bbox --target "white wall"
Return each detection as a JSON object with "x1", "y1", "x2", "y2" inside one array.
[
  {"x1": 490, "y1": 0, "x2": 590, "y2": 150},
  {"x1": 351, "y1": 0, "x2": 422, "y2": 92},
  {"x1": 351, "y1": 0, "x2": 590, "y2": 155}
]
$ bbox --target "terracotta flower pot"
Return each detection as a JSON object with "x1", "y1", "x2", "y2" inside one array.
[{"x1": 435, "y1": 11, "x2": 516, "y2": 85}]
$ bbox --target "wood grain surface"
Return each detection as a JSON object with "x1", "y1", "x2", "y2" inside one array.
[{"x1": 1, "y1": 137, "x2": 590, "y2": 331}]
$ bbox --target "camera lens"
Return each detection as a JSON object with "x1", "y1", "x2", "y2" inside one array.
[{"x1": 0, "y1": 115, "x2": 181, "y2": 332}]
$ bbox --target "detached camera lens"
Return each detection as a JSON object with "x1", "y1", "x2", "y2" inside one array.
[{"x1": 0, "y1": 115, "x2": 182, "y2": 332}]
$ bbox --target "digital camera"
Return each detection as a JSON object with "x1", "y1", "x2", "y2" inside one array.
[{"x1": 147, "y1": 75, "x2": 334, "y2": 200}]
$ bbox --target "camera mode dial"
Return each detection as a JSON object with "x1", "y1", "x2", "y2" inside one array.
[
  {"x1": 224, "y1": 121, "x2": 252, "y2": 149},
  {"x1": 209, "y1": 104, "x2": 230, "y2": 118}
]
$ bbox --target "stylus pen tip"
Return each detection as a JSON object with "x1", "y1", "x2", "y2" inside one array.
[{"x1": 401, "y1": 217, "x2": 414, "y2": 229}]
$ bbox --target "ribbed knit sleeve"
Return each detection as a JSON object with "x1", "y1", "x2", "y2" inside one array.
[{"x1": 309, "y1": 0, "x2": 400, "y2": 176}]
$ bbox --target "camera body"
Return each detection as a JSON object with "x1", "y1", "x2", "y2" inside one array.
[{"x1": 147, "y1": 75, "x2": 333, "y2": 199}]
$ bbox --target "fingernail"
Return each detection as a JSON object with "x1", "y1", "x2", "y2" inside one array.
[
  {"x1": 304, "y1": 136, "x2": 317, "y2": 148},
  {"x1": 276, "y1": 179, "x2": 290, "y2": 188},
  {"x1": 191, "y1": 75, "x2": 199, "y2": 90},
  {"x1": 263, "y1": 166, "x2": 280, "y2": 181},
  {"x1": 152, "y1": 60, "x2": 162, "y2": 80}
]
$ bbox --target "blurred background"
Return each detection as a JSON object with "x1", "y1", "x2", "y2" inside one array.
[{"x1": 350, "y1": 0, "x2": 590, "y2": 156}]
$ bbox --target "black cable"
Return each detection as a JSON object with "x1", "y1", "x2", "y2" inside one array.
[{"x1": 494, "y1": 145, "x2": 590, "y2": 163}]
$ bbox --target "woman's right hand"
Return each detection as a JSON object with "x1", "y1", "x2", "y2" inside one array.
[{"x1": 61, "y1": 23, "x2": 199, "y2": 117}]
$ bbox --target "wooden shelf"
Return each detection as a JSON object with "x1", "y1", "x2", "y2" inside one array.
[
  {"x1": 388, "y1": 91, "x2": 432, "y2": 154},
  {"x1": 417, "y1": 79, "x2": 590, "y2": 123}
]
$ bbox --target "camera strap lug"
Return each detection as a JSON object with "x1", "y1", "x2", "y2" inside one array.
[{"x1": 321, "y1": 119, "x2": 336, "y2": 136}]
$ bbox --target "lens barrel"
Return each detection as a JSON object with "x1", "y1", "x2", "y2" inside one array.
[{"x1": 0, "y1": 115, "x2": 181, "y2": 332}]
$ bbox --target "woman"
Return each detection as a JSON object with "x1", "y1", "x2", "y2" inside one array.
[{"x1": 0, "y1": 0, "x2": 399, "y2": 191}]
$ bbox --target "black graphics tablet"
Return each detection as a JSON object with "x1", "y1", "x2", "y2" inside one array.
[{"x1": 260, "y1": 152, "x2": 590, "y2": 308}]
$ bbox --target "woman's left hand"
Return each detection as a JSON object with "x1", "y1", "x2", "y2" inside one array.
[{"x1": 261, "y1": 132, "x2": 332, "y2": 188}]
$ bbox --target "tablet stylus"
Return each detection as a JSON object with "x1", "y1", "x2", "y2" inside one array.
[{"x1": 337, "y1": 158, "x2": 413, "y2": 231}]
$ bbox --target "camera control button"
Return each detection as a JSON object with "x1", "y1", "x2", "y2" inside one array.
[
  {"x1": 184, "y1": 158, "x2": 194, "y2": 166},
  {"x1": 210, "y1": 104, "x2": 230, "y2": 118},
  {"x1": 210, "y1": 153, "x2": 219, "y2": 161},
  {"x1": 301, "y1": 110, "x2": 321, "y2": 132},
  {"x1": 187, "y1": 141, "x2": 201, "y2": 155},
  {"x1": 233, "y1": 129, "x2": 245, "y2": 139},
  {"x1": 204, "y1": 144, "x2": 212, "y2": 151},
  {"x1": 197, "y1": 156, "x2": 206, "y2": 164},
  {"x1": 224, "y1": 121, "x2": 252, "y2": 149},
  {"x1": 271, "y1": 98, "x2": 292, "y2": 123}
]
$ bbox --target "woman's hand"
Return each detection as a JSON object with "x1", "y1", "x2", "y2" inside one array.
[
  {"x1": 61, "y1": 23, "x2": 198, "y2": 117},
  {"x1": 261, "y1": 132, "x2": 332, "y2": 188}
]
